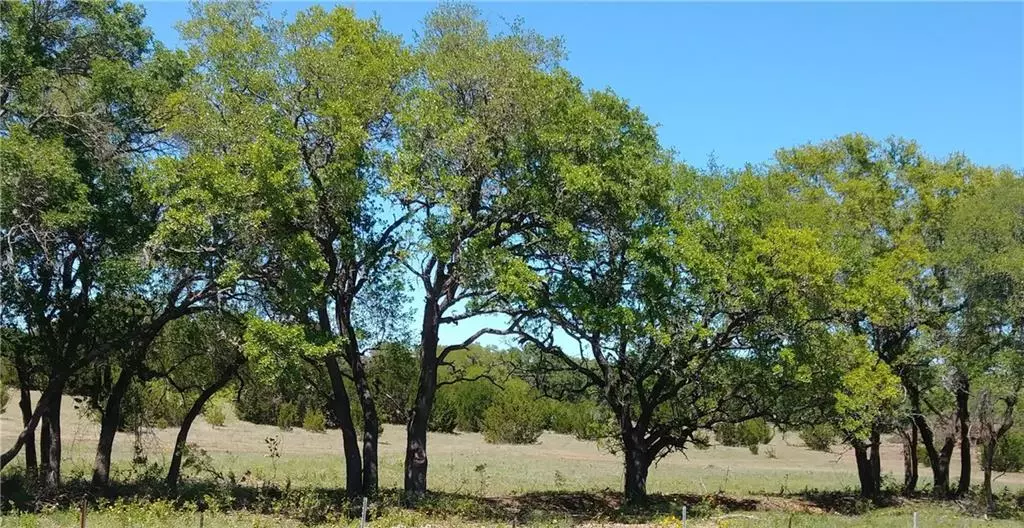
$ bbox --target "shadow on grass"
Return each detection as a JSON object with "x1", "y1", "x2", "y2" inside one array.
[{"x1": 2, "y1": 470, "x2": 1019, "y2": 525}]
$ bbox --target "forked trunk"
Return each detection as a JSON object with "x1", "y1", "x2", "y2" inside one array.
[{"x1": 326, "y1": 356, "x2": 363, "y2": 498}]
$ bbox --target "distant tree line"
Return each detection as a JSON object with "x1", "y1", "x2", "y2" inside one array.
[{"x1": 1, "y1": 0, "x2": 1021, "y2": 511}]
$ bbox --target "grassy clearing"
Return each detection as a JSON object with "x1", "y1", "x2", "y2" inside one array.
[{"x1": 2, "y1": 394, "x2": 1023, "y2": 526}]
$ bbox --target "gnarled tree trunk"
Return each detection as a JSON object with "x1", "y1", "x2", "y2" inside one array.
[
  {"x1": 92, "y1": 369, "x2": 134, "y2": 486},
  {"x1": 955, "y1": 374, "x2": 971, "y2": 497},
  {"x1": 853, "y1": 428, "x2": 882, "y2": 499},
  {"x1": 17, "y1": 386, "x2": 37, "y2": 474},
  {"x1": 405, "y1": 303, "x2": 439, "y2": 499},
  {"x1": 325, "y1": 356, "x2": 363, "y2": 498},
  {"x1": 901, "y1": 421, "x2": 919, "y2": 495},
  {"x1": 166, "y1": 360, "x2": 240, "y2": 489},
  {"x1": 41, "y1": 393, "x2": 62, "y2": 488},
  {"x1": 622, "y1": 424, "x2": 650, "y2": 505}
]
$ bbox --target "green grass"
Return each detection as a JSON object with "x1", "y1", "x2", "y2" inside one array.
[{"x1": 2, "y1": 394, "x2": 1023, "y2": 526}]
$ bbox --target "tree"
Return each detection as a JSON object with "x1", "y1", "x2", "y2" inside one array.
[
  {"x1": 513, "y1": 90, "x2": 846, "y2": 503},
  {"x1": 0, "y1": 0, "x2": 216, "y2": 487},
  {"x1": 943, "y1": 173, "x2": 1024, "y2": 510},
  {"x1": 143, "y1": 314, "x2": 247, "y2": 489},
  {"x1": 156, "y1": 1, "x2": 411, "y2": 497},
  {"x1": 391, "y1": 4, "x2": 573, "y2": 497},
  {"x1": 777, "y1": 135, "x2": 1001, "y2": 497}
]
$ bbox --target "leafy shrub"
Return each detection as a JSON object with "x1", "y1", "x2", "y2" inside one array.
[
  {"x1": 303, "y1": 409, "x2": 326, "y2": 433},
  {"x1": 450, "y1": 380, "x2": 498, "y2": 432},
  {"x1": 0, "y1": 382, "x2": 9, "y2": 414},
  {"x1": 980, "y1": 431, "x2": 1024, "y2": 473},
  {"x1": 367, "y1": 343, "x2": 418, "y2": 424},
  {"x1": 203, "y1": 402, "x2": 226, "y2": 427},
  {"x1": 715, "y1": 418, "x2": 774, "y2": 448},
  {"x1": 481, "y1": 381, "x2": 546, "y2": 444},
  {"x1": 918, "y1": 443, "x2": 931, "y2": 467},
  {"x1": 277, "y1": 402, "x2": 299, "y2": 431},
  {"x1": 547, "y1": 399, "x2": 613, "y2": 441},
  {"x1": 800, "y1": 424, "x2": 838, "y2": 452},
  {"x1": 429, "y1": 387, "x2": 458, "y2": 433}
]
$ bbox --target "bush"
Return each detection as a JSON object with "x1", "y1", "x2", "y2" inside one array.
[
  {"x1": 303, "y1": 409, "x2": 326, "y2": 433},
  {"x1": 980, "y1": 431, "x2": 1024, "y2": 473},
  {"x1": 450, "y1": 380, "x2": 498, "y2": 432},
  {"x1": 481, "y1": 381, "x2": 546, "y2": 444},
  {"x1": 715, "y1": 418, "x2": 774, "y2": 448},
  {"x1": 800, "y1": 424, "x2": 838, "y2": 452},
  {"x1": 547, "y1": 399, "x2": 613, "y2": 441},
  {"x1": 0, "y1": 382, "x2": 9, "y2": 414},
  {"x1": 429, "y1": 387, "x2": 458, "y2": 433},
  {"x1": 917, "y1": 443, "x2": 931, "y2": 467},
  {"x1": 277, "y1": 402, "x2": 299, "y2": 431},
  {"x1": 203, "y1": 402, "x2": 226, "y2": 427}
]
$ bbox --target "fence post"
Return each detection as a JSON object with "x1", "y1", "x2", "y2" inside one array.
[
  {"x1": 79, "y1": 500, "x2": 87, "y2": 528},
  {"x1": 360, "y1": 496, "x2": 369, "y2": 528},
  {"x1": 681, "y1": 505, "x2": 686, "y2": 527},
  {"x1": 913, "y1": 511, "x2": 918, "y2": 528}
]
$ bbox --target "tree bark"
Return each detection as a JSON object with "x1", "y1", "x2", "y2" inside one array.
[
  {"x1": 166, "y1": 361, "x2": 240, "y2": 489},
  {"x1": 325, "y1": 356, "x2": 363, "y2": 498},
  {"x1": 982, "y1": 437, "x2": 995, "y2": 513},
  {"x1": 1, "y1": 374, "x2": 65, "y2": 469},
  {"x1": 909, "y1": 383, "x2": 955, "y2": 498},
  {"x1": 622, "y1": 425, "x2": 650, "y2": 505},
  {"x1": 352, "y1": 355, "x2": 380, "y2": 497},
  {"x1": 405, "y1": 303, "x2": 439, "y2": 499},
  {"x1": 852, "y1": 430, "x2": 881, "y2": 500},
  {"x1": 17, "y1": 386, "x2": 37, "y2": 474},
  {"x1": 41, "y1": 393, "x2": 62, "y2": 488},
  {"x1": 955, "y1": 375, "x2": 971, "y2": 497},
  {"x1": 92, "y1": 368, "x2": 134, "y2": 486},
  {"x1": 901, "y1": 422, "x2": 918, "y2": 495}
]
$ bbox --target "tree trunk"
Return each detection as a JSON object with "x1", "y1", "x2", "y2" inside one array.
[
  {"x1": 17, "y1": 386, "x2": 37, "y2": 474},
  {"x1": 166, "y1": 360, "x2": 240, "y2": 489},
  {"x1": 1, "y1": 374, "x2": 66, "y2": 469},
  {"x1": 92, "y1": 369, "x2": 134, "y2": 486},
  {"x1": 405, "y1": 306, "x2": 439, "y2": 499},
  {"x1": 41, "y1": 394, "x2": 62, "y2": 488},
  {"x1": 352, "y1": 356, "x2": 380, "y2": 497},
  {"x1": 982, "y1": 436, "x2": 995, "y2": 513},
  {"x1": 853, "y1": 430, "x2": 881, "y2": 500},
  {"x1": 325, "y1": 356, "x2": 362, "y2": 498},
  {"x1": 955, "y1": 376, "x2": 971, "y2": 497},
  {"x1": 909, "y1": 383, "x2": 955, "y2": 498},
  {"x1": 901, "y1": 422, "x2": 918, "y2": 495},
  {"x1": 622, "y1": 426, "x2": 650, "y2": 505}
]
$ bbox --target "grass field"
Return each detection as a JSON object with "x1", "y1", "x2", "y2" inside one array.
[{"x1": 2, "y1": 392, "x2": 1023, "y2": 526}]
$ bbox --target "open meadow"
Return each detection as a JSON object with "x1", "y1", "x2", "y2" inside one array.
[{"x1": 3, "y1": 393, "x2": 1023, "y2": 526}]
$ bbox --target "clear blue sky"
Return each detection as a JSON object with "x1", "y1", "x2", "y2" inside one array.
[{"x1": 142, "y1": 1, "x2": 1024, "y2": 347}]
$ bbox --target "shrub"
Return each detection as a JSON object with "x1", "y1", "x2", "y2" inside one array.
[
  {"x1": 917, "y1": 444, "x2": 931, "y2": 467},
  {"x1": 450, "y1": 380, "x2": 498, "y2": 432},
  {"x1": 547, "y1": 399, "x2": 613, "y2": 441},
  {"x1": 303, "y1": 409, "x2": 327, "y2": 433},
  {"x1": 203, "y1": 402, "x2": 226, "y2": 427},
  {"x1": 0, "y1": 382, "x2": 9, "y2": 414},
  {"x1": 980, "y1": 431, "x2": 1024, "y2": 473},
  {"x1": 800, "y1": 424, "x2": 838, "y2": 452},
  {"x1": 715, "y1": 418, "x2": 774, "y2": 448},
  {"x1": 429, "y1": 387, "x2": 458, "y2": 433},
  {"x1": 481, "y1": 381, "x2": 546, "y2": 444},
  {"x1": 277, "y1": 402, "x2": 299, "y2": 431}
]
